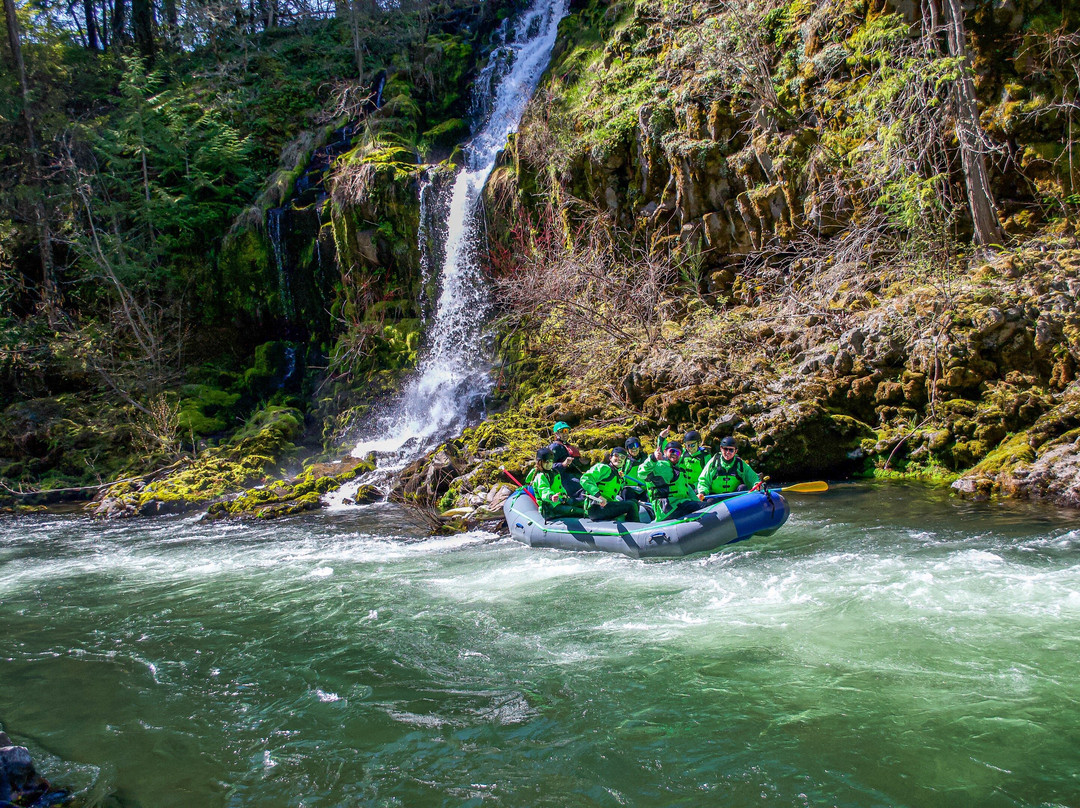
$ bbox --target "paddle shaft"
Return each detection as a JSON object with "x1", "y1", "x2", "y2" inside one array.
[{"x1": 501, "y1": 467, "x2": 538, "y2": 506}]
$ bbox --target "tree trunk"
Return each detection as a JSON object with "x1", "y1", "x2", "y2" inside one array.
[
  {"x1": 111, "y1": 0, "x2": 125, "y2": 44},
  {"x1": 162, "y1": 0, "x2": 176, "y2": 47},
  {"x1": 3, "y1": 0, "x2": 57, "y2": 312},
  {"x1": 84, "y1": 0, "x2": 99, "y2": 49},
  {"x1": 941, "y1": 0, "x2": 1002, "y2": 247},
  {"x1": 349, "y1": 0, "x2": 364, "y2": 82},
  {"x1": 131, "y1": 0, "x2": 154, "y2": 60}
]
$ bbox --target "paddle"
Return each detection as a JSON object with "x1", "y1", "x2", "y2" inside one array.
[
  {"x1": 779, "y1": 481, "x2": 829, "y2": 493},
  {"x1": 701, "y1": 481, "x2": 829, "y2": 503},
  {"x1": 500, "y1": 467, "x2": 538, "y2": 507}
]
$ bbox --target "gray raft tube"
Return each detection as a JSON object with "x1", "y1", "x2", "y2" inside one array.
[{"x1": 503, "y1": 488, "x2": 790, "y2": 558}]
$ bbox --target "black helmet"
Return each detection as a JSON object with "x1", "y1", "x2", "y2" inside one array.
[
  {"x1": 536, "y1": 447, "x2": 554, "y2": 461},
  {"x1": 610, "y1": 446, "x2": 628, "y2": 457},
  {"x1": 685, "y1": 430, "x2": 701, "y2": 443},
  {"x1": 665, "y1": 440, "x2": 683, "y2": 452},
  {"x1": 719, "y1": 436, "x2": 737, "y2": 448},
  {"x1": 624, "y1": 437, "x2": 642, "y2": 450}
]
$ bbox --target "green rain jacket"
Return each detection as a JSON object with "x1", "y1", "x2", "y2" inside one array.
[
  {"x1": 533, "y1": 469, "x2": 585, "y2": 517},
  {"x1": 656, "y1": 435, "x2": 710, "y2": 486},
  {"x1": 696, "y1": 453, "x2": 760, "y2": 496},
  {"x1": 637, "y1": 456, "x2": 698, "y2": 520},
  {"x1": 579, "y1": 463, "x2": 628, "y2": 502},
  {"x1": 624, "y1": 451, "x2": 651, "y2": 489}
]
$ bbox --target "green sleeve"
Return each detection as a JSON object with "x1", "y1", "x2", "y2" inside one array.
[
  {"x1": 579, "y1": 465, "x2": 602, "y2": 497},
  {"x1": 696, "y1": 456, "x2": 717, "y2": 497},
  {"x1": 738, "y1": 459, "x2": 760, "y2": 488},
  {"x1": 637, "y1": 456, "x2": 658, "y2": 481}
]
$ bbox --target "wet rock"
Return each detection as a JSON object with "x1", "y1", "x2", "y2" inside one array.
[
  {"x1": 352, "y1": 484, "x2": 380, "y2": 504},
  {"x1": 0, "y1": 734, "x2": 62, "y2": 807},
  {"x1": 487, "y1": 484, "x2": 513, "y2": 509},
  {"x1": 92, "y1": 497, "x2": 136, "y2": 519},
  {"x1": 398, "y1": 444, "x2": 463, "y2": 501},
  {"x1": 951, "y1": 476, "x2": 994, "y2": 500}
]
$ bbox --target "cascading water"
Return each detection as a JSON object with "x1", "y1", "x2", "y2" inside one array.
[
  {"x1": 344, "y1": 0, "x2": 569, "y2": 477},
  {"x1": 267, "y1": 206, "x2": 293, "y2": 319}
]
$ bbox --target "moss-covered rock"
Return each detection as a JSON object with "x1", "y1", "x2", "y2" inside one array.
[
  {"x1": 94, "y1": 406, "x2": 305, "y2": 517},
  {"x1": 206, "y1": 455, "x2": 375, "y2": 520}
]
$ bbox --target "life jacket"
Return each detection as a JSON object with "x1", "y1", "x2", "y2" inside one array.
[
  {"x1": 580, "y1": 463, "x2": 625, "y2": 501},
  {"x1": 678, "y1": 449, "x2": 710, "y2": 486},
  {"x1": 624, "y1": 452, "x2": 650, "y2": 486},
  {"x1": 534, "y1": 469, "x2": 571, "y2": 516},
  {"x1": 701, "y1": 455, "x2": 750, "y2": 494},
  {"x1": 640, "y1": 458, "x2": 697, "y2": 518}
]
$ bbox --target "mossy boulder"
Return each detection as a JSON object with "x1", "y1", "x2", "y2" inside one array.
[
  {"x1": 953, "y1": 382, "x2": 1080, "y2": 506},
  {"x1": 205, "y1": 455, "x2": 375, "y2": 520},
  {"x1": 95, "y1": 406, "x2": 305, "y2": 517}
]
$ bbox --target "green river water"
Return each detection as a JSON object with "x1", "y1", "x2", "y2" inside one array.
[{"x1": 1, "y1": 482, "x2": 1078, "y2": 807}]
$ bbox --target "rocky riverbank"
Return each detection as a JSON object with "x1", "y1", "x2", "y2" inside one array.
[
  {"x1": 396, "y1": 241, "x2": 1080, "y2": 518},
  {"x1": 5, "y1": 240, "x2": 1074, "y2": 525}
]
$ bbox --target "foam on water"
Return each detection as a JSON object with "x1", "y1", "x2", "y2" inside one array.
[{"x1": 4, "y1": 486, "x2": 1080, "y2": 807}]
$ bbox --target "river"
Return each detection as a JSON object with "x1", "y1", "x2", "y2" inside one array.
[{"x1": 1, "y1": 483, "x2": 1078, "y2": 807}]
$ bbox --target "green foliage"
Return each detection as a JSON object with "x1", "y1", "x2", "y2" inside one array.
[
  {"x1": 177, "y1": 385, "x2": 242, "y2": 436},
  {"x1": 75, "y1": 56, "x2": 259, "y2": 295}
]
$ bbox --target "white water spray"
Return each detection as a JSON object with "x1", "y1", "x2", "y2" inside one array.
[{"x1": 344, "y1": 0, "x2": 569, "y2": 478}]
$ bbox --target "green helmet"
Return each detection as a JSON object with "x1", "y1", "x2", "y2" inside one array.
[{"x1": 552, "y1": 421, "x2": 570, "y2": 434}]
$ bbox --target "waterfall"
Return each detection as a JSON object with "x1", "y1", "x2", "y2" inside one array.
[
  {"x1": 267, "y1": 206, "x2": 293, "y2": 319},
  {"x1": 345, "y1": 0, "x2": 569, "y2": 474}
]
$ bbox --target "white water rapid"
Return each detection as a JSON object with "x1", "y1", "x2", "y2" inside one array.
[{"x1": 341, "y1": 0, "x2": 568, "y2": 483}]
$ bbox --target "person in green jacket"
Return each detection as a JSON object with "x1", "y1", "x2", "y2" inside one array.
[
  {"x1": 637, "y1": 440, "x2": 704, "y2": 521},
  {"x1": 657, "y1": 427, "x2": 711, "y2": 486},
  {"x1": 579, "y1": 447, "x2": 640, "y2": 522},
  {"x1": 622, "y1": 436, "x2": 651, "y2": 501},
  {"x1": 696, "y1": 436, "x2": 761, "y2": 498},
  {"x1": 533, "y1": 447, "x2": 587, "y2": 520}
]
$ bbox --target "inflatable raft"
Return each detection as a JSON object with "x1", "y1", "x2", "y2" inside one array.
[{"x1": 502, "y1": 488, "x2": 789, "y2": 558}]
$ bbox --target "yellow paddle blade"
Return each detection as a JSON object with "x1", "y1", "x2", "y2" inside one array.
[{"x1": 780, "y1": 481, "x2": 829, "y2": 493}]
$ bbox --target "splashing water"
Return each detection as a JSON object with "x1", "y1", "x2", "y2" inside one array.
[
  {"x1": 344, "y1": 0, "x2": 569, "y2": 479},
  {"x1": 4, "y1": 485, "x2": 1080, "y2": 807}
]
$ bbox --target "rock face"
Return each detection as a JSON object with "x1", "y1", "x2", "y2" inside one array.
[{"x1": 953, "y1": 382, "x2": 1080, "y2": 507}]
